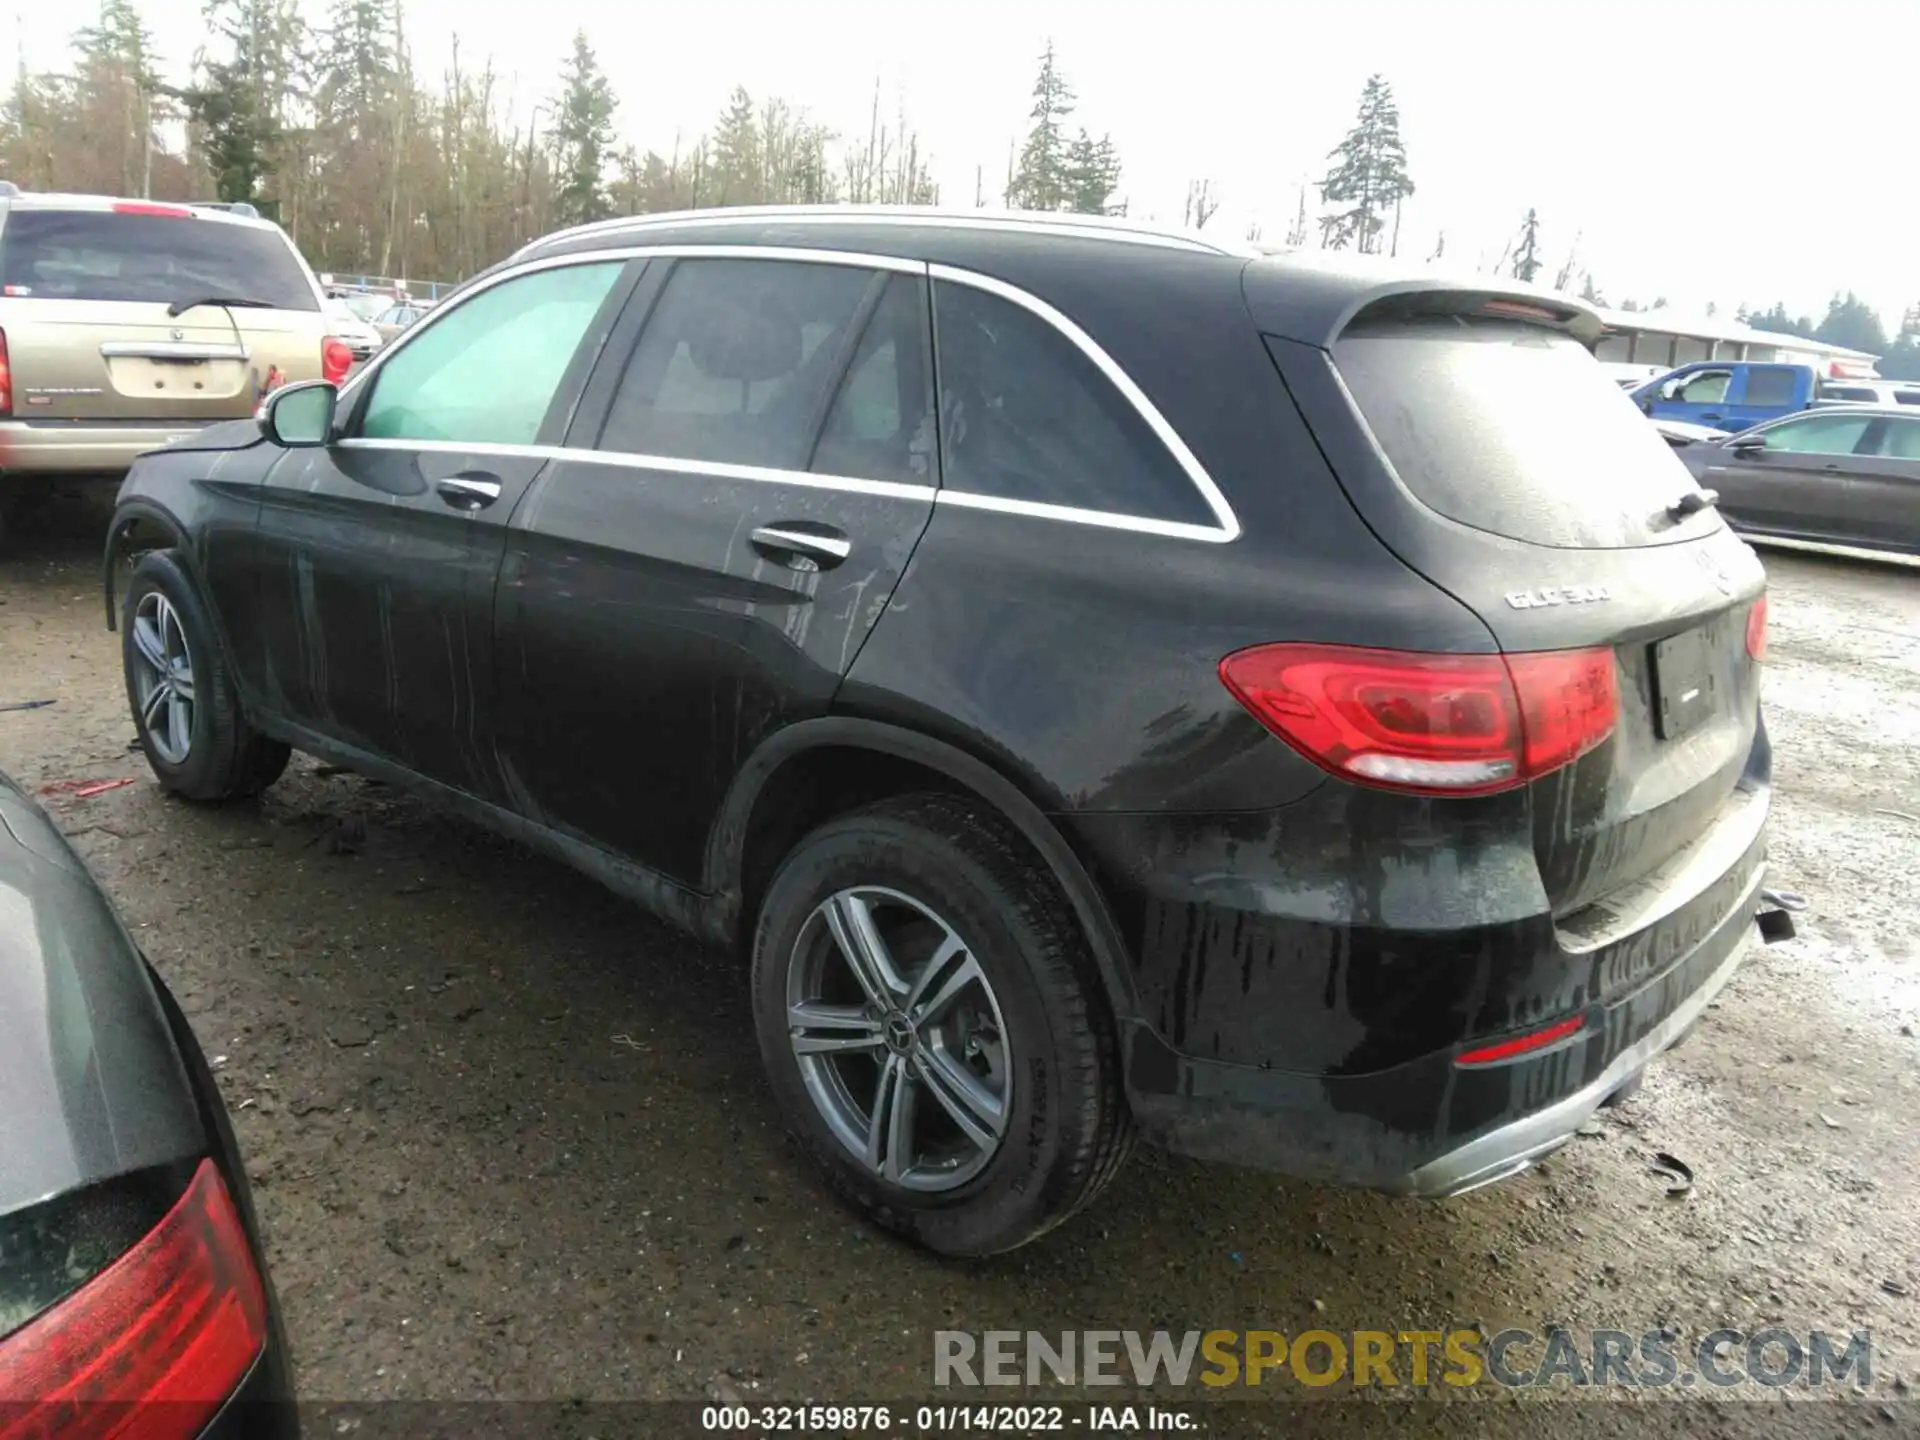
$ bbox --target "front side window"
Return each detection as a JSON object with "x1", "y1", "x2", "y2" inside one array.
[
  {"x1": 1670, "y1": 369, "x2": 1731, "y2": 404},
  {"x1": 359, "y1": 262, "x2": 621, "y2": 445},
  {"x1": 1760, "y1": 413, "x2": 1873, "y2": 456},
  {"x1": 598, "y1": 258, "x2": 879, "y2": 469},
  {"x1": 930, "y1": 280, "x2": 1212, "y2": 524}
]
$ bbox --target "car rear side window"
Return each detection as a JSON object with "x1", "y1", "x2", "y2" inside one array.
[
  {"x1": 359, "y1": 261, "x2": 622, "y2": 446},
  {"x1": 1820, "y1": 386, "x2": 1876, "y2": 402},
  {"x1": 811, "y1": 274, "x2": 937, "y2": 485},
  {"x1": 1741, "y1": 367, "x2": 1799, "y2": 406},
  {"x1": 930, "y1": 280, "x2": 1214, "y2": 525},
  {"x1": 1877, "y1": 417, "x2": 1920, "y2": 459},
  {"x1": 0, "y1": 209, "x2": 317, "y2": 310},
  {"x1": 598, "y1": 258, "x2": 880, "y2": 470},
  {"x1": 1327, "y1": 317, "x2": 1720, "y2": 549},
  {"x1": 1896, "y1": 391, "x2": 1920, "y2": 406}
]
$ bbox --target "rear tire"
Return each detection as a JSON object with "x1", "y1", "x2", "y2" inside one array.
[
  {"x1": 750, "y1": 793, "x2": 1132, "y2": 1256},
  {"x1": 122, "y1": 550, "x2": 290, "y2": 802}
]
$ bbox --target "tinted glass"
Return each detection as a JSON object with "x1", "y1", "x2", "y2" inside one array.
[
  {"x1": 1874, "y1": 418, "x2": 1920, "y2": 460},
  {"x1": 1896, "y1": 391, "x2": 1920, "y2": 406},
  {"x1": 1741, "y1": 367, "x2": 1799, "y2": 406},
  {"x1": 931, "y1": 280, "x2": 1211, "y2": 524},
  {"x1": 0, "y1": 209, "x2": 317, "y2": 309},
  {"x1": 811, "y1": 275, "x2": 936, "y2": 485},
  {"x1": 360, "y1": 262, "x2": 620, "y2": 445},
  {"x1": 1329, "y1": 319, "x2": 1721, "y2": 549},
  {"x1": 599, "y1": 259, "x2": 877, "y2": 469},
  {"x1": 1821, "y1": 387, "x2": 1876, "y2": 401},
  {"x1": 1762, "y1": 413, "x2": 1873, "y2": 456}
]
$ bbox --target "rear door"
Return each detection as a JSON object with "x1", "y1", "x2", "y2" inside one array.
[
  {"x1": 1850, "y1": 413, "x2": 1920, "y2": 551},
  {"x1": 1266, "y1": 305, "x2": 1766, "y2": 917},
  {"x1": 0, "y1": 204, "x2": 322, "y2": 418},
  {"x1": 1719, "y1": 364, "x2": 1802, "y2": 431},
  {"x1": 493, "y1": 252, "x2": 938, "y2": 884},
  {"x1": 1702, "y1": 410, "x2": 1877, "y2": 540},
  {"x1": 248, "y1": 257, "x2": 637, "y2": 802}
]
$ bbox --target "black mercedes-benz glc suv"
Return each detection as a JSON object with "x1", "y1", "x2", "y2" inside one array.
[{"x1": 103, "y1": 207, "x2": 1772, "y2": 1255}]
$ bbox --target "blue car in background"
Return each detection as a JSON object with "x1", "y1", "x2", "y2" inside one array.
[{"x1": 1631, "y1": 361, "x2": 1820, "y2": 432}]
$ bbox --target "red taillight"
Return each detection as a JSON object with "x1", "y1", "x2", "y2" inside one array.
[
  {"x1": 0, "y1": 328, "x2": 10, "y2": 416},
  {"x1": 1745, "y1": 593, "x2": 1767, "y2": 663},
  {"x1": 0, "y1": 1160, "x2": 267, "y2": 1440},
  {"x1": 1456, "y1": 1014, "x2": 1587, "y2": 1067},
  {"x1": 110, "y1": 202, "x2": 191, "y2": 218},
  {"x1": 1219, "y1": 643, "x2": 1618, "y2": 796},
  {"x1": 321, "y1": 337, "x2": 353, "y2": 384}
]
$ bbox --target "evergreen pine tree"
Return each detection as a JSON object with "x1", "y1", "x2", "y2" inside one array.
[
  {"x1": 551, "y1": 31, "x2": 616, "y2": 227},
  {"x1": 1316, "y1": 74, "x2": 1414, "y2": 252},
  {"x1": 1007, "y1": 41, "x2": 1074, "y2": 211}
]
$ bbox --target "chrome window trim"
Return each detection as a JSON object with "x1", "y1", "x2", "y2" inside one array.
[
  {"x1": 335, "y1": 436, "x2": 939, "y2": 505},
  {"x1": 518, "y1": 205, "x2": 1253, "y2": 261},
  {"x1": 336, "y1": 245, "x2": 924, "y2": 404},
  {"x1": 927, "y1": 263, "x2": 1239, "y2": 543},
  {"x1": 337, "y1": 244, "x2": 1241, "y2": 544}
]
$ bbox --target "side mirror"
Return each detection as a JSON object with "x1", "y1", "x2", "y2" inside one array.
[
  {"x1": 1728, "y1": 434, "x2": 1766, "y2": 454},
  {"x1": 259, "y1": 381, "x2": 337, "y2": 447},
  {"x1": 1639, "y1": 398, "x2": 1655, "y2": 415}
]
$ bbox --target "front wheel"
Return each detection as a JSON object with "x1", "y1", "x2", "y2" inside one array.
[
  {"x1": 750, "y1": 794, "x2": 1132, "y2": 1255},
  {"x1": 122, "y1": 550, "x2": 290, "y2": 801}
]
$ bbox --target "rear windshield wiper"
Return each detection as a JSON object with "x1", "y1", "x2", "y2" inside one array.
[
  {"x1": 164, "y1": 295, "x2": 277, "y2": 317},
  {"x1": 1666, "y1": 488, "x2": 1719, "y2": 520}
]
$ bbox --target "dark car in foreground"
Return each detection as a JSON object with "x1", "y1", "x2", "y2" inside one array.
[
  {"x1": 1672, "y1": 405, "x2": 1920, "y2": 555},
  {"x1": 102, "y1": 207, "x2": 1779, "y2": 1255},
  {"x1": 0, "y1": 771, "x2": 295, "y2": 1436}
]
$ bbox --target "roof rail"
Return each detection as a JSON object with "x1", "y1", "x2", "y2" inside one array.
[{"x1": 517, "y1": 205, "x2": 1257, "y2": 262}]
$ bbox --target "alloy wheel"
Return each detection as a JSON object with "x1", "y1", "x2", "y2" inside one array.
[
  {"x1": 130, "y1": 591, "x2": 197, "y2": 765},
  {"x1": 786, "y1": 886, "x2": 1012, "y2": 1192}
]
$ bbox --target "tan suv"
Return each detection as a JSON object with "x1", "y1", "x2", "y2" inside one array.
[{"x1": 0, "y1": 188, "x2": 350, "y2": 532}]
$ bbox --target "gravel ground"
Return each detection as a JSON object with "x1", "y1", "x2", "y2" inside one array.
[{"x1": 2, "y1": 496, "x2": 1917, "y2": 1437}]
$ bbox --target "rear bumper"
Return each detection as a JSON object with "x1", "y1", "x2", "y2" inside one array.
[
  {"x1": 1075, "y1": 770, "x2": 1771, "y2": 1194},
  {"x1": 0, "y1": 419, "x2": 215, "y2": 476}
]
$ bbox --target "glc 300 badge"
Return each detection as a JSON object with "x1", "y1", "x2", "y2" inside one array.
[{"x1": 1506, "y1": 584, "x2": 1613, "y2": 610}]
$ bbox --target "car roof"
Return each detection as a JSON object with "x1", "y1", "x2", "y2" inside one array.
[
  {"x1": 0, "y1": 191, "x2": 283, "y2": 233},
  {"x1": 507, "y1": 206, "x2": 1605, "y2": 350}
]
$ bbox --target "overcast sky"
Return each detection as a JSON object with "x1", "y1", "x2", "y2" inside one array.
[{"x1": 8, "y1": 0, "x2": 1916, "y2": 326}]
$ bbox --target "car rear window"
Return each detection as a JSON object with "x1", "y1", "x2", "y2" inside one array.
[
  {"x1": 0, "y1": 209, "x2": 318, "y2": 310},
  {"x1": 1326, "y1": 317, "x2": 1721, "y2": 549}
]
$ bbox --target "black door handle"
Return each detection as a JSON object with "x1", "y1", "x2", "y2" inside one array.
[
  {"x1": 436, "y1": 473, "x2": 502, "y2": 510},
  {"x1": 1700, "y1": 413, "x2": 1722, "y2": 422},
  {"x1": 750, "y1": 522, "x2": 852, "y2": 571}
]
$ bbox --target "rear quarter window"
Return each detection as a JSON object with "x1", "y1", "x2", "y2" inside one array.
[
  {"x1": 0, "y1": 209, "x2": 317, "y2": 310},
  {"x1": 1327, "y1": 317, "x2": 1721, "y2": 549}
]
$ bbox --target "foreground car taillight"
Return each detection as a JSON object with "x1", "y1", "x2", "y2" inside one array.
[
  {"x1": 321, "y1": 336, "x2": 354, "y2": 384},
  {"x1": 1745, "y1": 593, "x2": 1767, "y2": 662},
  {"x1": 0, "y1": 1160, "x2": 267, "y2": 1440},
  {"x1": 1219, "y1": 643, "x2": 1619, "y2": 796},
  {"x1": 0, "y1": 328, "x2": 11, "y2": 415}
]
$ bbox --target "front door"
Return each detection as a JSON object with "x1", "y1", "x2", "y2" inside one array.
[
  {"x1": 1701, "y1": 409, "x2": 1875, "y2": 540},
  {"x1": 250, "y1": 258, "x2": 638, "y2": 801},
  {"x1": 494, "y1": 253, "x2": 940, "y2": 884}
]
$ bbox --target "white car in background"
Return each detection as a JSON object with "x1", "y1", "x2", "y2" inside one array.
[{"x1": 323, "y1": 298, "x2": 384, "y2": 362}]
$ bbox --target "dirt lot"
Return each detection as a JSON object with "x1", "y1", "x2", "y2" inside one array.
[{"x1": 3, "y1": 497, "x2": 1918, "y2": 1436}]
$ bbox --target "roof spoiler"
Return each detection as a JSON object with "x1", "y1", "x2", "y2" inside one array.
[{"x1": 1336, "y1": 284, "x2": 1603, "y2": 346}]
